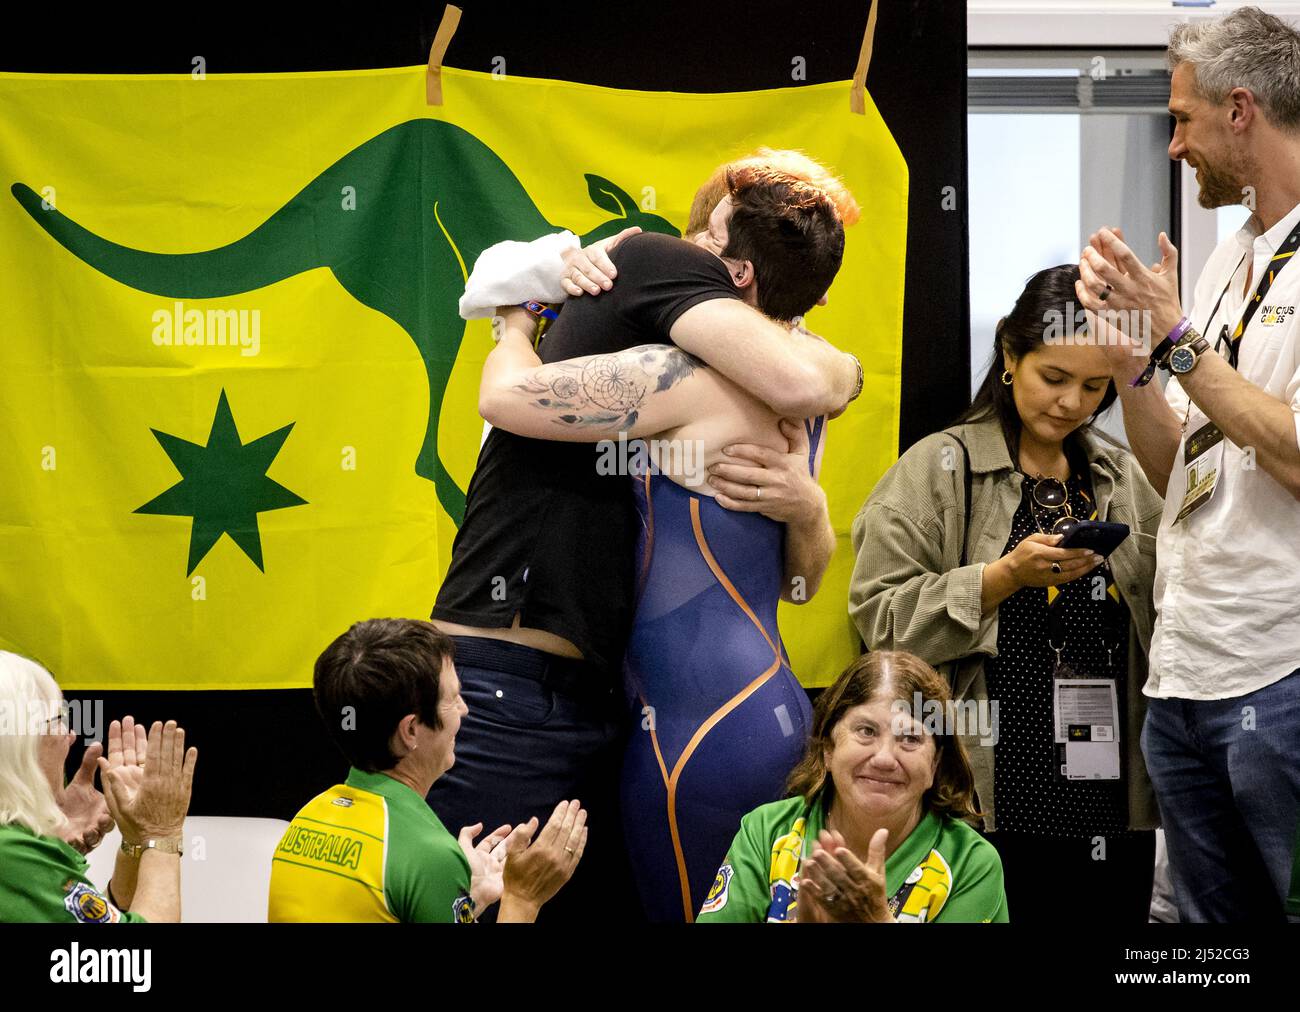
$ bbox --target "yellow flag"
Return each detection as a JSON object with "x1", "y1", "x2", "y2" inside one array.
[{"x1": 0, "y1": 66, "x2": 906, "y2": 690}]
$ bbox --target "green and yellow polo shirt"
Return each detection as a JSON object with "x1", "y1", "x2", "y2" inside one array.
[
  {"x1": 697, "y1": 791, "x2": 1008, "y2": 923},
  {"x1": 268, "y1": 767, "x2": 473, "y2": 923},
  {"x1": 0, "y1": 821, "x2": 145, "y2": 923}
]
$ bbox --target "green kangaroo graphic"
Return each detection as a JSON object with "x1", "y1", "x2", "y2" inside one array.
[{"x1": 11, "y1": 118, "x2": 679, "y2": 524}]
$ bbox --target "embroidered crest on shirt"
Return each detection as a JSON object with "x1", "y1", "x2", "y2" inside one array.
[{"x1": 63, "y1": 881, "x2": 122, "y2": 923}]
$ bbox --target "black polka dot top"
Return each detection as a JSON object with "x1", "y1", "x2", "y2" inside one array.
[{"x1": 985, "y1": 468, "x2": 1132, "y2": 838}]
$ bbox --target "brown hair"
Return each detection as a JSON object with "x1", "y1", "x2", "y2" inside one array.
[
  {"x1": 313, "y1": 618, "x2": 455, "y2": 773},
  {"x1": 717, "y1": 164, "x2": 845, "y2": 322},
  {"x1": 686, "y1": 146, "x2": 861, "y2": 236},
  {"x1": 786, "y1": 651, "x2": 981, "y2": 821}
]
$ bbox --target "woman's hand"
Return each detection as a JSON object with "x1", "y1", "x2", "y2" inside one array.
[
  {"x1": 98, "y1": 720, "x2": 196, "y2": 843},
  {"x1": 797, "y1": 828, "x2": 895, "y2": 923},
  {"x1": 58, "y1": 743, "x2": 115, "y2": 854},
  {"x1": 559, "y1": 226, "x2": 642, "y2": 297},
  {"x1": 1002, "y1": 533, "x2": 1102, "y2": 588},
  {"x1": 498, "y1": 800, "x2": 588, "y2": 922},
  {"x1": 59, "y1": 716, "x2": 152, "y2": 853},
  {"x1": 457, "y1": 821, "x2": 514, "y2": 912},
  {"x1": 708, "y1": 419, "x2": 823, "y2": 524}
]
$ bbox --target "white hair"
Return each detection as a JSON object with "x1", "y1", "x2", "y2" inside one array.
[
  {"x1": 1168, "y1": 6, "x2": 1300, "y2": 131},
  {"x1": 0, "y1": 651, "x2": 68, "y2": 837}
]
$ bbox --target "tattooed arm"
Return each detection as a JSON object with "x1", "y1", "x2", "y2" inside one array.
[{"x1": 478, "y1": 306, "x2": 708, "y2": 440}]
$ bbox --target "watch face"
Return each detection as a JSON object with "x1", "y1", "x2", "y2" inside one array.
[{"x1": 1170, "y1": 347, "x2": 1196, "y2": 373}]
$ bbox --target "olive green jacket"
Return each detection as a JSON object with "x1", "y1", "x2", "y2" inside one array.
[{"x1": 848, "y1": 416, "x2": 1164, "y2": 831}]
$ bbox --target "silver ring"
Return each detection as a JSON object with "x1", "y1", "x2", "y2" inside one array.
[
  {"x1": 564, "y1": 846, "x2": 575, "y2": 856},
  {"x1": 1051, "y1": 562, "x2": 1062, "y2": 574},
  {"x1": 1098, "y1": 285, "x2": 1112, "y2": 302},
  {"x1": 824, "y1": 890, "x2": 839, "y2": 904},
  {"x1": 754, "y1": 486, "x2": 761, "y2": 501}
]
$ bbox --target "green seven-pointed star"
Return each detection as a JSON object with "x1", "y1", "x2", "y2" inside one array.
[{"x1": 135, "y1": 389, "x2": 307, "y2": 575}]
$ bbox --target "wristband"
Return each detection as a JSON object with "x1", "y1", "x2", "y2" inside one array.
[
  {"x1": 519, "y1": 300, "x2": 558, "y2": 322},
  {"x1": 1129, "y1": 316, "x2": 1190, "y2": 388}
]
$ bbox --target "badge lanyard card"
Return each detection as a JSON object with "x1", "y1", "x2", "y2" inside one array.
[
  {"x1": 1048, "y1": 575, "x2": 1125, "y2": 782},
  {"x1": 1176, "y1": 226, "x2": 1300, "y2": 524}
]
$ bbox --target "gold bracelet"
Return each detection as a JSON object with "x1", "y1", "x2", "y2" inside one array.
[{"x1": 120, "y1": 836, "x2": 184, "y2": 858}]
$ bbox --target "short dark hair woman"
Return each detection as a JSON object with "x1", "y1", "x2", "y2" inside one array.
[
  {"x1": 269, "y1": 618, "x2": 587, "y2": 923},
  {"x1": 849, "y1": 265, "x2": 1163, "y2": 924}
]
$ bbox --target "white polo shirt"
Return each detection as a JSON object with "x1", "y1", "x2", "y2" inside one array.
[{"x1": 1146, "y1": 199, "x2": 1300, "y2": 700}]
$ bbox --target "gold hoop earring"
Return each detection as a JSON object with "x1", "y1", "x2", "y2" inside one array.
[{"x1": 1001, "y1": 370, "x2": 1013, "y2": 386}]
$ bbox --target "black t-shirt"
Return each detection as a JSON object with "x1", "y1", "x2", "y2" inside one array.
[{"x1": 432, "y1": 232, "x2": 740, "y2": 680}]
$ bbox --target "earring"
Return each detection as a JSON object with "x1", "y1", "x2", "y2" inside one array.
[{"x1": 1001, "y1": 370, "x2": 1013, "y2": 386}]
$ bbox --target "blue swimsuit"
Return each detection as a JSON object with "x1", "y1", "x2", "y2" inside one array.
[{"x1": 620, "y1": 418, "x2": 824, "y2": 921}]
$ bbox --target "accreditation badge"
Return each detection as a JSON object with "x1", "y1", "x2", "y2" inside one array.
[
  {"x1": 1175, "y1": 419, "x2": 1225, "y2": 524},
  {"x1": 1051, "y1": 663, "x2": 1121, "y2": 782}
]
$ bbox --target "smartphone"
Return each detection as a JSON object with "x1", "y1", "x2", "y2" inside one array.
[{"x1": 1056, "y1": 520, "x2": 1130, "y2": 558}]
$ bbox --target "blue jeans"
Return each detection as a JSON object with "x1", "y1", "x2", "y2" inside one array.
[
  {"x1": 1141, "y1": 667, "x2": 1300, "y2": 922},
  {"x1": 424, "y1": 636, "x2": 636, "y2": 922}
]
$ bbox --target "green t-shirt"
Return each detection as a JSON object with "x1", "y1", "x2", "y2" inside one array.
[
  {"x1": 697, "y1": 792, "x2": 1009, "y2": 923},
  {"x1": 268, "y1": 767, "x2": 473, "y2": 923},
  {"x1": 0, "y1": 822, "x2": 146, "y2": 923}
]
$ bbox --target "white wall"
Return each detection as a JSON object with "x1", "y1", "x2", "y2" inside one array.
[{"x1": 969, "y1": 0, "x2": 1300, "y2": 47}]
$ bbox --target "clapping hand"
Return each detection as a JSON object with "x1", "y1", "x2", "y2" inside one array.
[
  {"x1": 98, "y1": 720, "x2": 196, "y2": 844},
  {"x1": 58, "y1": 716, "x2": 153, "y2": 853},
  {"x1": 1077, "y1": 226, "x2": 1185, "y2": 340},
  {"x1": 797, "y1": 828, "x2": 895, "y2": 923},
  {"x1": 457, "y1": 821, "x2": 514, "y2": 911},
  {"x1": 58, "y1": 742, "x2": 114, "y2": 854},
  {"x1": 500, "y1": 799, "x2": 588, "y2": 918}
]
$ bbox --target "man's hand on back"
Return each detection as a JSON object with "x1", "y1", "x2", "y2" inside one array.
[{"x1": 560, "y1": 227, "x2": 642, "y2": 297}]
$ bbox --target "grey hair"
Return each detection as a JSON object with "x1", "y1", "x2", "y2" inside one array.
[
  {"x1": 0, "y1": 651, "x2": 68, "y2": 838},
  {"x1": 1168, "y1": 6, "x2": 1300, "y2": 130}
]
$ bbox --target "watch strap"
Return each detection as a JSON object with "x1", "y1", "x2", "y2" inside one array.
[{"x1": 120, "y1": 836, "x2": 184, "y2": 858}]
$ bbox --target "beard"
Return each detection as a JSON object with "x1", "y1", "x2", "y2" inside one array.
[{"x1": 1194, "y1": 147, "x2": 1257, "y2": 210}]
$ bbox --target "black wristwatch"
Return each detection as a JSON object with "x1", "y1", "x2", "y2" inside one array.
[
  {"x1": 1167, "y1": 329, "x2": 1210, "y2": 376},
  {"x1": 1131, "y1": 317, "x2": 1193, "y2": 388}
]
